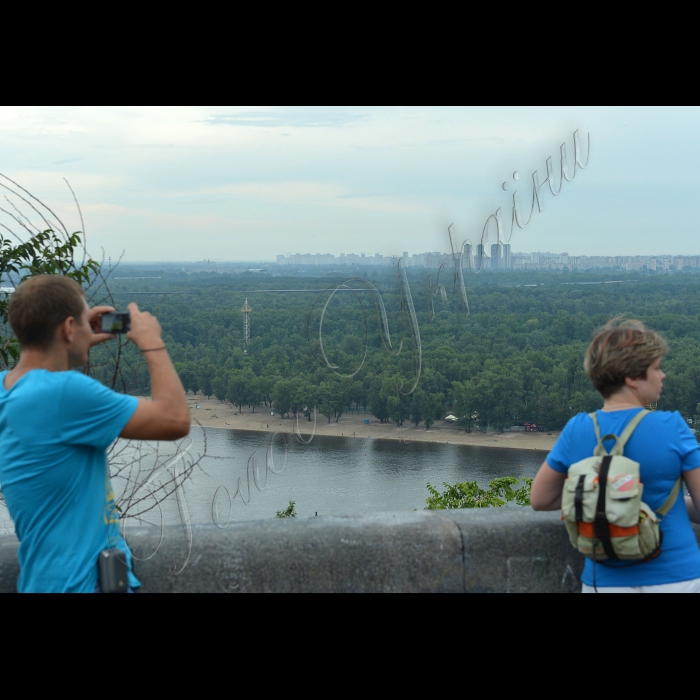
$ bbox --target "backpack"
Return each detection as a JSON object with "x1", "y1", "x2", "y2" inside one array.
[{"x1": 561, "y1": 409, "x2": 681, "y2": 562}]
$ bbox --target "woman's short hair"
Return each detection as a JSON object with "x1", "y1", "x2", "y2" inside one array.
[
  {"x1": 584, "y1": 318, "x2": 667, "y2": 398},
  {"x1": 8, "y1": 275, "x2": 85, "y2": 349}
]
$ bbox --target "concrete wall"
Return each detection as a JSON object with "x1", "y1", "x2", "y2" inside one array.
[{"x1": 0, "y1": 508, "x2": 597, "y2": 593}]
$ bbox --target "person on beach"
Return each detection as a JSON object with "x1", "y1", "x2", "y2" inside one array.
[
  {"x1": 0, "y1": 275, "x2": 190, "y2": 592},
  {"x1": 531, "y1": 318, "x2": 700, "y2": 592}
]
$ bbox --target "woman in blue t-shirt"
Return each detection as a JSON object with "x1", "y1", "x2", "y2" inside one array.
[{"x1": 531, "y1": 318, "x2": 700, "y2": 592}]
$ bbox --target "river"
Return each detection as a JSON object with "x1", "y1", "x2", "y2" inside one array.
[{"x1": 0, "y1": 426, "x2": 546, "y2": 534}]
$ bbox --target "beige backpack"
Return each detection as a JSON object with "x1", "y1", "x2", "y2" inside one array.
[{"x1": 562, "y1": 409, "x2": 681, "y2": 562}]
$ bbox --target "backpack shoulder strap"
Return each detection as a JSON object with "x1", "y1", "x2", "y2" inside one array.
[
  {"x1": 589, "y1": 409, "x2": 649, "y2": 456},
  {"x1": 589, "y1": 411, "x2": 602, "y2": 443},
  {"x1": 657, "y1": 477, "x2": 682, "y2": 518},
  {"x1": 614, "y1": 409, "x2": 649, "y2": 455},
  {"x1": 590, "y1": 412, "x2": 615, "y2": 456}
]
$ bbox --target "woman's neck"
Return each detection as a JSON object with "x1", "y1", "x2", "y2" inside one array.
[{"x1": 602, "y1": 387, "x2": 644, "y2": 412}]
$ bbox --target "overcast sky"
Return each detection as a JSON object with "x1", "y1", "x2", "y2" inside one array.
[{"x1": 0, "y1": 106, "x2": 696, "y2": 261}]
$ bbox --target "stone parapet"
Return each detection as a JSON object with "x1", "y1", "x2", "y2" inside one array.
[{"x1": 0, "y1": 508, "x2": 600, "y2": 592}]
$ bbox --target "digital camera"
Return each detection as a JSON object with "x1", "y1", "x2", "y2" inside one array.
[{"x1": 100, "y1": 312, "x2": 131, "y2": 334}]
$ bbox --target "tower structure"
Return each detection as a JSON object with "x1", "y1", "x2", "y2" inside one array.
[
  {"x1": 503, "y1": 244, "x2": 511, "y2": 269},
  {"x1": 462, "y1": 244, "x2": 472, "y2": 269},
  {"x1": 241, "y1": 298, "x2": 252, "y2": 353},
  {"x1": 491, "y1": 243, "x2": 501, "y2": 269},
  {"x1": 476, "y1": 244, "x2": 485, "y2": 269}
]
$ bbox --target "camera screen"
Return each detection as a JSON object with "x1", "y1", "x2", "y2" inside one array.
[{"x1": 101, "y1": 313, "x2": 129, "y2": 333}]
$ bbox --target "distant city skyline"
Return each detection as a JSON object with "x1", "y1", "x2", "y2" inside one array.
[
  {"x1": 274, "y1": 249, "x2": 700, "y2": 272},
  {"x1": 2, "y1": 107, "x2": 700, "y2": 260}
]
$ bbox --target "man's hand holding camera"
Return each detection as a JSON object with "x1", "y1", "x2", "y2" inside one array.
[
  {"x1": 94, "y1": 303, "x2": 165, "y2": 353},
  {"x1": 89, "y1": 305, "x2": 119, "y2": 347},
  {"x1": 107, "y1": 302, "x2": 190, "y2": 441},
  {"x1": 123, "y1": 302, "x2": 164, "y2": 352}
]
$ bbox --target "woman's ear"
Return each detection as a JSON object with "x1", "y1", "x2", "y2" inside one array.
[{"x1": 624, "y1": 375, "x2": 640, "y2": 390}]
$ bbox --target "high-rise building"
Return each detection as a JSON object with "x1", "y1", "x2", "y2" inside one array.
[
  {"x1": 503, "y1": 244, "x2": 511, "y2": 269},
  {"x1": 491, "y1": 243, "x2": 501, "y2": 269},
  {"x1": 476, "y1": 244, "x2": 485, "y2": 270},
  {"x1": 462, "y1": 243, "x2": 472, "y2": 270}
]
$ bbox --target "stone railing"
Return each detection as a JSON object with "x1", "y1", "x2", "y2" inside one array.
[
  {"x1": 0, "y1": 508, "x2": 595, "y2": 592},
  {"x1": 9, "y1": 507, "x2": 696, "y2": 592}
]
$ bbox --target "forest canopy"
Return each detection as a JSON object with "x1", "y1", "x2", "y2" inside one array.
[{"x1": 87, "y1": 266, "x2": 700, "y2": 432}]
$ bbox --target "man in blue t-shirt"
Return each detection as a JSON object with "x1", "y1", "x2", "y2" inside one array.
[{"x1": 0, "y1": 275, "x2": 190, "y2": 592}]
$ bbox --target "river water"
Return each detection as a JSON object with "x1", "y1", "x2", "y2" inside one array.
[{"x1": 0, "y1": 426, "x2": 546, "y2": 534}]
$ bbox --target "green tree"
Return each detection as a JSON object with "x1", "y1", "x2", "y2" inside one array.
[
  {"x1": 422, "y1": 392, "x2": 445, "y2": 430},
  {"x1": 289, "y1": 378, "x2": 308, "y2": 419},
  {"x1": 380, "y1": 376, "x2": 411, "y2": 427},
  {"x1": 317, "y1": 382, "x2": 336, "y2": 424},
  {"x1": 0, "y1": 229, "x2": 100, "y2": 368},
  {"x1": 177, "y1": 363, "x2": 199, "y2": 394},
  {"x1": 257, "y1": 374, "x2": 276, "y2": 408},
  {"x1": 227, "y1": 370, "x2": 252, "y2": 413},
  {"x1": 453, "y1": 380, "x2": 477, "y2": 432},
  {"x1": 368, "y1": 382, "x2": 390, "y2": 423},
  {"x1": 409, "y1": 389, "x2": 425, "y2": 428},
  {"x1": 425, "y1": 477, "x2": 533, "y2": 509},
  {"x1": 198, "y1": 363, "x2": 215, "y2": 398},
  {"x1": 275, "y1": 500, "x2": 297, "y2": 518},
  {"x1": 271, "y1": 379, "x2": 293, "y2": 417},
  {"x1": 351, "y1": 380, "x2": 367, "y2": 413},
  {"x1": 248, "y1": 376, "x2": 263, "y2": 413},
  {"x1": 212, "y1": 370, "x2": 229, "y2": 402}
]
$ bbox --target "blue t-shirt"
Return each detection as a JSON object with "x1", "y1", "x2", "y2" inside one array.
[
  {"x1": 548, "y1": 408, "x2": 700, "y2": 587},
  {"x1": 0, "y1": 369, "x2": 139, "y2": 592}
]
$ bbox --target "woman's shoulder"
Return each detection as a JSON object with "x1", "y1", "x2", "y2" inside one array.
[
  {"x1": 574, "y1": 408, "x2": 683, "y2": 424},
  {"x1": 643, "y1": 409, "x2": 685, "y2": 427},
  {"x1": 556, "y1": 412, "x2": 598, "y2": 446},
  {"x1": 565, "y1": 412, "x2": 597, "y2": 430},
  {"x1": 559, "y1": 408, "x2": 679, "y2": 437}
]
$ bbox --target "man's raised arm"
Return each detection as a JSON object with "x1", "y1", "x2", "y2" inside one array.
[{"x1": 118, "y1": 302, "x2": 190, "y2": 441}]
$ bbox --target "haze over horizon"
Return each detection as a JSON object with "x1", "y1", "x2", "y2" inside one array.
[{"x1": 0, "y1": 106, "x2": 696, "y2": 261}]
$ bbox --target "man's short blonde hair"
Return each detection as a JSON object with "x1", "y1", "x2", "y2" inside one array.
[{"x1": 584, "y1": 318, "x2": 667, "y2": 399}]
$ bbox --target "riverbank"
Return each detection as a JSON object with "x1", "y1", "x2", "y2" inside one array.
[{"x1": 185, "y1": 396, "x2": 558, "y2": 452}]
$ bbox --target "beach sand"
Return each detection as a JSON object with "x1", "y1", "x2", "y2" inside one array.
[{"x1": 185, "y1": 395, "x2": 558, "y2": 452}]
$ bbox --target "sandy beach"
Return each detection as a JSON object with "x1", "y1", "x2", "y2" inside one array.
[{"x1": 184, "y1": 395, "x2": 558, "y2": 452}]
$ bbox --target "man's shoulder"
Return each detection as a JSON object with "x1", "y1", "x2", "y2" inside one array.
[
  {"x1": 19, "y1": 369, "x2": 101, "y2": 396},
  {"x1": 13, "y1": 370, "x2": 126, "y2": 408},
  {"x1": 60, "y1": 371, "x2": 131, "y2": 404},
  {"x1": 61, "y1": 370, "x2": 103, "y2": 389}
]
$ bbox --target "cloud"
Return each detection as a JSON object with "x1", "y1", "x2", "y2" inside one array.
[
  {"x1": 189, "y1": 181, "x2": 429, "y2": 214},
  {"x1": 200, "y1": 110, "x2": 366, "y2": 128}
]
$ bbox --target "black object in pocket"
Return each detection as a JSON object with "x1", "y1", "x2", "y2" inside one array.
[{"x1": 98, "y1": 549, "x2": 128, "y2": 593}]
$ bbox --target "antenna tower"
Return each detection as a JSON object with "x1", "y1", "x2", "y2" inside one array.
[{"x1": 241, "y1": 298, "x2": 252, "y2": 353}]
